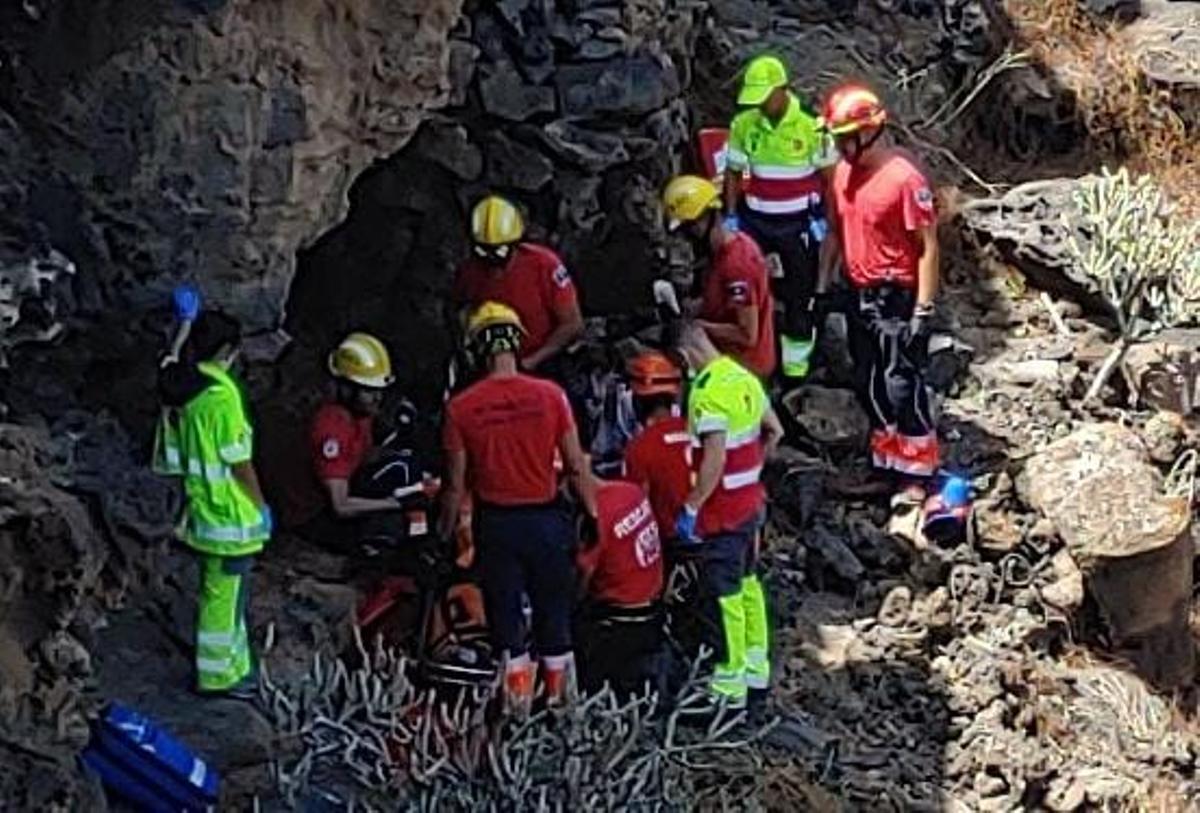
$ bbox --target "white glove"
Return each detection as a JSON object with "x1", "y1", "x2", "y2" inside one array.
[{"x1": 653, "y1": 279, "x2": 681, "y2": 316}]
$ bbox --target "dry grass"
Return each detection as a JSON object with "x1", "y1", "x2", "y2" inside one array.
[{"x1": 1005, "y1": 0, "x2": 1199, "y2": 215}]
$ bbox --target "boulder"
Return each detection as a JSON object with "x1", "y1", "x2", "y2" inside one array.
[
  {"x1": 1122, "y1": 2, "x2": 1200, "y2": 127},
  {"x1": 1121, "y1": 329, "x2": 1200, "y2": 414},
  {"x1": 781, "y1": 385, "x2": 870, "y2": 448},
  {"x1": 1021, "y1": 422, "x2": 1194, "y2": 686},
  {"x1": 482, "y1": 132, "x2": 555, "y2": 192},
  {"x1": 959, "y1": 177, "x2": 1109, "y2": 313},
  {"x1": 478, "y1": 64, "x2": 557, "y2": 121},
  {"x1": 526, "y1": 121, "x2": 631, "y2": 171},
  {"x1": 556, "y1": 54, "x2": 680, "y2": 117},
  {"x1": 412, "y1": 122, "x2": 483, "y2": 182}
]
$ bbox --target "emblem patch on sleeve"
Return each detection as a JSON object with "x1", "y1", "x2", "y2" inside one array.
[
  {"x1": 322, "y1": 438, "x2": 340, "y2": 460},
  {"x1": 727, "y1": 280, "x2": 750, "y2": 305},
  {"x1": 914, "y1": 186, "x2": 935, "y2": 211},
  {"x1": 552, "y1": 264, "x2": 572, "y2": 288}
]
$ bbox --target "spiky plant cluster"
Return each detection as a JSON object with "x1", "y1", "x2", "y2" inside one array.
[
  {"x1": 1064, "y1": 167, "x2": 1200, "y2": 401},
  {"x1": 259, "y1": 629, "x2": 775, "y2": 811}
]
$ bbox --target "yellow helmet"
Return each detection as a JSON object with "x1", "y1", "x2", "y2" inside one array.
[
  {"x1": 662, "y1": 175, "x2": 721, "y2": 231},
  {"x1": 466, "y1": 301, "x2": 526, "y2": 357},
  {"x1": 471, "y1": 195, "x2": 524, "y2": 246},
  {"x1": 328, "y1": 332, "x2": 394, "y2": 389},
  {"x1": 466, "y1": 301, "x2": 525, "y2": 340}
]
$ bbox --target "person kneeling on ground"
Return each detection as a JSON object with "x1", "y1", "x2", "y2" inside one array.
[
  {"x1": 310, "y1": 332, "x2": 436, "y2": 547},
  {"x1": 155, "y1": 311, "x2": 269, "y2": 699},
  {"x1": 439, "y1": 302, "x2": 596, "y2": 715},
  {"x1": 575, "y1": 477, "x2": 666, "y2": 698}
]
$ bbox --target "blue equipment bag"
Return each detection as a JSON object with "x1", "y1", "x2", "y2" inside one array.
[{"x1": 81, "y1": 703, "x2": 220, "y2": 812}]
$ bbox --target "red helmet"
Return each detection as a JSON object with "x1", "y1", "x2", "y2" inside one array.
[
  {"x1": 627, "y1": 351, "x2": 682, "y2": 397},
  {"x1": 823, "y1": 84, "x2": 887, "y2": 135}
]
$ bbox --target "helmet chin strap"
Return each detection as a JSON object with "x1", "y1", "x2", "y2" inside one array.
[{"x1": 844, "y1": 125, "x2": 884, "y2": 163}]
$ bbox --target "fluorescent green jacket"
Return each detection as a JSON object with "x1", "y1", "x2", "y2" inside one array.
[{"x1": 155, "y1": 362, "x2": 269, "y2": 556}]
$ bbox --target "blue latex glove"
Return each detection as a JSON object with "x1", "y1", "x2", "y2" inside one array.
[
  {"x1": 261, "y1": 505, "x2": 274, "y2": 536},
  {"x1": 674, "y1": 505, "x2": 699, "y2": 545},
  {"x1": 722, "y1": 213, "x2": 740, "y2": 233},
  {"x1": 172, "y1": 283, "x2": 201, "y2": 322},
  {"x1": 809, "y1": 216, "x2": 829, "y2": 243},
  {"x1": 941, "y1": 476, "x2": 970, "y2": 508}
]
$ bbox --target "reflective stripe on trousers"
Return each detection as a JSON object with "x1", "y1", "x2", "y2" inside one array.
[
  {"x1": 711, "y1": 574, "x2": 770, "y2": 702},
  {"x1": 196, "y1": 554, "x2": 254, "y2": 692},
  {"x1": 780, "y1": 332, "x2": 815, "y2": 379}
]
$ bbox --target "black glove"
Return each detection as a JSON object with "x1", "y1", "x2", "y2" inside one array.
[
  {"x1": 811, "y1": 292, "x2": 838, "y2": 317},
  {"x1": 414, "y1": 538, "x2": 454, "y2": 589},
  {"x1": 905, "y1": 302, "x2": 935, "y2": 363}
]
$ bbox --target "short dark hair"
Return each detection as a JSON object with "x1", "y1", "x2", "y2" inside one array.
[
  {"x1": 187, "y1": 311, "x2": 242, "y2": 362},
  {"x1": 633, "y1": 392, "x2": 677, "y2": 423}
]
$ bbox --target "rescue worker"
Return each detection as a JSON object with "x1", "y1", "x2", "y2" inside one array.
[
  {"x1": 622, "y1": 351, "x2": 690, "y2": 541},
  {"x1": 662, "y1": 175, "x2": 776, "y2": 380},
  {"x1": 818, "y1": 84, "x2": 941, "y2": 478},
  {"x1": 154, "y1": 311, "x2": 269, "y2": 698},
  {"x1": 724, "y1": 55, "x2": 838, "y2": 382},
  {"x1": 575, "y1": 478, "x2": 665, "y2": 697},
  {"x1": 452, "y1": 195, "x2": 584, "y2": 375},
  {"x1": 310, "y1": 332, "x2": 411, "y2": 520},
  {"x1": 439, "y1": 302, "x2": 595, "y2": 713},
  {"x1": 671, "y1": 322, "x2": 783, "y2": 708}
]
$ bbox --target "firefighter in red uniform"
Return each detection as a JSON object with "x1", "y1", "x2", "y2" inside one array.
[
  {"x1": 453, "y1": 195, "x2": 584, "y2": 375},
  {"x1": 311, "y1": 333, "x2": 406, "y2": 519},
  {"x1": 622, "y1": 352, "x2": 691, "y2": 540},
  {"x1": 439, "y1": 302, "x2": 595, "y2": 714},
  {"x1": 661, "y1": 175, "x2": 777, "y2": 380},
  {"x1": 309, "y1": 333, "x2": 437, "y2": 549},
  {"x1": 574, "y1": 478, "x2": 665, "y2": 697},
  {"x1": 818, "y1": 85, "x2": 942, "y2": 479}
]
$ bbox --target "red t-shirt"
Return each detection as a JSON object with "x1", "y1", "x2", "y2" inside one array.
[
  {"x1": 700, "y1": 232, "x2": 776, "y2": 378},
  {"x1": 830, "y1": 152, "x2": 937, "y2": 289},
  {"x1": 310, "y1": 403, "x2": 374, "y2": 481},
  {"x1": 453, "y1": 243, "x2": 578, "y2": 361},
  {"x1": 623, "y1": 415, "x2": 691, "y2": 540},
  {"x1": 443, "y1": 374, "x2": 574, "y2": 505},
  {"x1": 577, "y1": 481, "x2": 663, "y2": 606}
]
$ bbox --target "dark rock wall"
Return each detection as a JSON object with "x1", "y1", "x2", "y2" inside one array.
[
  {"x1": 0, "y1": 0, "x2": 465, "y2": 333},
  {"x1": 283, "y1": 0, "x2": 701, "y2": 376}
]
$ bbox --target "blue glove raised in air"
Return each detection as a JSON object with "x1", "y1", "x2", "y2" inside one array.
[
  {"x1": 722, "y1": 213, "x2": 740, "y2": 233},
  {"x1": 674, "y1": 504, "x2": 700, "y2": 545},
  {"x1": 172, "y1": 283, "x2": 201, "y2": 323}
]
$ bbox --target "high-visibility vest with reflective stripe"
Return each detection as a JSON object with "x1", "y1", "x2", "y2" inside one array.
[
  {"x1": 156, "y1": 362, "x2": 269, "y2": 556},
  {"x1": 727, "y1": 93, "x2": 836, "y2": 216},
  {"x1": 687, "y1": 355, "x2": 768, "y2": 535}
]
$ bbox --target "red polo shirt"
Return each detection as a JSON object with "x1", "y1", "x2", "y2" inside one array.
[
  {"x1": 623, "y1": 415, "x2": 691, "y2": 540},
  {"x1": 310, "y1": 403, "x2": 374, "y2": 481},
  {"x1": 830, "y1": 152, "x2": 937, "y2": 290},
  {"x1": 443, "y1": 373, "x2": 574, "y2": 505},
  {"x1": 700, "y1": 232, "x2": 776, "y2": 378},
  {"x1": 577, "y1": 481, "x2": 663, "y2": 606},
  {"x1": 453, "y1": 243, "x2": 577, "y2": 361}
]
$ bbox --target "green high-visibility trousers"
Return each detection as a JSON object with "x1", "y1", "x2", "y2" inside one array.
[
  {"x1": 196, "y1": 555, "x2": 254, "y2": 692},
  {"x1": 712, "y1": 592, "x2": 748, "y2": 705},
  {"x1": 742, "y1": 574, "x2": 770, "y2": 690}
]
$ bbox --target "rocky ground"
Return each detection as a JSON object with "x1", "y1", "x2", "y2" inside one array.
[{"x1": 2, "y1": 0, "x2": 1199, "y2": 810}]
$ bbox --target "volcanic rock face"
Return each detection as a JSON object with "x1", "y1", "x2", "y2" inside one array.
[{"x1": 0, "y1": 0, "x2": 464, "y2": 331}]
